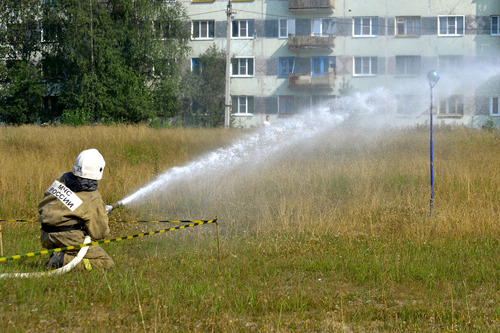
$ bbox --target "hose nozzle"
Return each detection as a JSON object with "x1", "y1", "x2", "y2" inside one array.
[{"x1": 105, "y1": 200, "x2": 123, "y2": 214}]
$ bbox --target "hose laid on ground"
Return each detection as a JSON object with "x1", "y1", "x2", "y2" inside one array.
[
  {"x1": 0, "y1": 201, "x2": 122, "y2": 278},
  {"x1": 0, "y1": 236, "x2": 91, "y2": 279}
]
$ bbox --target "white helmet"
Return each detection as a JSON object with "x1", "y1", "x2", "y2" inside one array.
[{"x1": 73, "y1": 149, "x2": 106, "y2": 180}]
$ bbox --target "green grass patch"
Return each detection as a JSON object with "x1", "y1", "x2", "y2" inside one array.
[{"x1": 0, "y1": 223, "x2": 498, "y2": 332}]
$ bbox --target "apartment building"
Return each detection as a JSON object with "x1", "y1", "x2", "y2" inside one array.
[{"x1": 183, "y1": 0, "x2": 500, "y2": 128}]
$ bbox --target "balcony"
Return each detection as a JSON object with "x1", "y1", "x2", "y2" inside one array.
[
  {"x1": 288, "y1": 0, "x2": 334, "y2": 11},
  {"x1": 288, "y1": 34, "x2": 334, "y2": 50},
  {"x1": 288, "y1": 70, "x2": 335, "y2": 90}
]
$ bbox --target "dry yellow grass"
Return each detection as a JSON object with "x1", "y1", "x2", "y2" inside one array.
[
  {"x1": 1, "y1": 124, "x2": 499, "y2": 240},
  {"x1": 0, "y1": 124, "x2": 499, "y2": 332},
  {"x1": 138, "y1": 125, "x2": 500, "y2": 239},
  {"x1": 0, "y1": 125, "x2": 239, "y2": 218}
]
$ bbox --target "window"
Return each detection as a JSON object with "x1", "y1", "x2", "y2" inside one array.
[
  {"x1": 233, "y1": 96, "x2": 254, "y2": 114},
  {"x1": 477, "y1": 56, "x2": 499, "y2": 67},
  {"x1": 491, "y1": 97, "x2": 499, "y2": 116},
  {"x1": 192, "y1": 21, "x2": 214, "y2": 39},
  {"x1": 42, "y1": 57, "x2": 62, "y2": 79},
  {"x1": 353, "y1": 57, "x2": 377, "y2": 76},
  {"x1": 192, "y1": 58, "x2": 202, "y2": 75},
  {"x1": 312, "y1": 56, "x2": 335, "y2": 76},
  {"x1": 6, "y1": 22, "x2": 27, "y2": 44},
  {"x1": 491, "y1": 16, "x2": 500, "y2": 36},
  {"x1": 41, "y1": 28, "x2": 54, "y2": 43},
  {"x1": 312, "y1": 95, "x2": 336, "y2": 112},
  {"x1": 154, "y1": 21, "x2": 177, "y2": 39},
  {"x1": 312, "y1": 19, "x2": 323, "y2": 36},
  {"x1": 42, "y1": 96, "x2": 61, "y2": 114},
  {"x1": 232, "y1": 20, "x2": 254, "y2": 38},
  {"x1": 6, "y1": 60, "x2": 20, "y2": 70},
  {"x1": 41, "y1": 19, "x2": 62, "y2": 43},
  {"x1": 396, "y1": 17, "x2": 421, "y2": 36},
  {"x1": 395, "y1": 56, "x2": 420, "y2": 76},
  {"x1": 353, "y1": 17, "x2": 378, "y2": 37},
  {"x1": 438, "y1": 16, "x2": 464, "y2": 36},
  {"x1": 231, "y1": 57, "x2": 254, "y2": 77},
  {"x1": 438, "y1": 55, "x2": 463, "y2": 74},
  {"x1": 279, "y1": 96, "x2": 294, "y2": 115},
  {"x1": 438, "y1": 95, "x2": 464, "y2": 117},
  {"x1": 279, "y1": 18, "x2": 295, "y2": 38},
  {"x1": 279, "y1": 57, "x2": 295, "y2": 77},
  {"x1": 153, "y1": 59, "x2": 170, "y2": 77}
]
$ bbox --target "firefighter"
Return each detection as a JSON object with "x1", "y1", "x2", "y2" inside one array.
[{"x1": 38, "y1": 148, "x2": 114, "y2": 271}]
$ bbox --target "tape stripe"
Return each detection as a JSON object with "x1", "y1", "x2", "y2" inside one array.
[
  {"x1": 1, "y1": 220, "x2": 38, "y2": 223},
  {"x1": 0, "y1": 219, "x2": 216, "y2": 262},
  {"x1": 0, "y1": 219, "x2": 209, "y2": 223},
  {"x1": 109, "y1": 220, "x2": 211, "y2": 223}
]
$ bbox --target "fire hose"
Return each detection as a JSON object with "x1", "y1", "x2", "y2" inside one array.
[
  {"x1": 0, "y1": 201, "x2": 221, "y2": 277},
  {"x1": 0, "y1": 200, "x2": 123, "y2": 279},
  {"x1": 0, "y1": 236, "x2": 91, "y2": 279}
]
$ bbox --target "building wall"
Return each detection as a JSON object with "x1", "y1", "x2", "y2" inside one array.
[{"x1": 183, "y1": 0, "x2": 500, "y2": 128}]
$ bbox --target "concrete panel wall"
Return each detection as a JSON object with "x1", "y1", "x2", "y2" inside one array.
[{"x1": 181, "y1": 0, "x2": 500, "y2": 127}]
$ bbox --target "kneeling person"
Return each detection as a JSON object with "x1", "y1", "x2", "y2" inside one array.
[{"x1": 38, "y1": 148, "x2": 114, "y2": 271}]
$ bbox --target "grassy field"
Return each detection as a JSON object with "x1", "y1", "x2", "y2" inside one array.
[{"x1": 0, "y1": 124, "x2": 499, "y2": 332}]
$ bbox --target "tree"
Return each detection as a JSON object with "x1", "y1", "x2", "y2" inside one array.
[
  {"x1": 0, "y1": 0, "x2": 190, "y2": 124},
  {"x1": 143, "y1": 0, "x2": 192, "y2": 119},
  {"x1": 181, "y1": 44, "x2": 226, "y2": 127},
  {"x1": 0, "y1": 0, "x2": 45, "y2": 124},
  {"x1": 0, "y1": 61, "x2": 46, "y2": 124},
  {"x1": 40, "y1": 0, "x2": 191, "y2": 124}
]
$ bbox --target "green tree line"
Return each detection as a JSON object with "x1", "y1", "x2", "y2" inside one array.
[
  {"x1": 180, "y1": 44, "x2": 226, "y2": 127},
  {"x1": 0, "y1": 0, "x2": 193, "y2": 125}
]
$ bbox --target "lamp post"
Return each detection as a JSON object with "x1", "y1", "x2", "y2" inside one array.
[{"x1": 426, "y1": 70, "x2": 440, "y2": 216}]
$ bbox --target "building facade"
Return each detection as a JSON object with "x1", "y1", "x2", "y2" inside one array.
[{"x1": 183, "y1": 0, "x2": 500, "y2": 128}]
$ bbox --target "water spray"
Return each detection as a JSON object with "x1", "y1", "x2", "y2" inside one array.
[{"x1": 116, "y1": 109, "x2": 350, "y2": 209}]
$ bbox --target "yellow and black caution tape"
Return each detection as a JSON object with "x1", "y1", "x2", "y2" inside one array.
[
  {"x1": 109, "y1": 220, "x2": 214, "y2": 223},
  {"x1": 0, "y1": 219, "x2": 218, "y2": 263},
  {"x1": 0, "y1": 219, "x2": 207, "y2": 223},
  {"x1": 0, "y1": 219, "x2": 38, "y2": 223}
]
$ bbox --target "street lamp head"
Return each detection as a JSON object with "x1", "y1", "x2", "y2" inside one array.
[{"x1": 427, "y1": 70, "x2": 440, "y2": 87}]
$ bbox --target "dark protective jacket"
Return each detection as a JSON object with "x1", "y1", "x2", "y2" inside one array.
[{"x1": 38, "y1": 172, "x2": 113, "y2": 269}]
